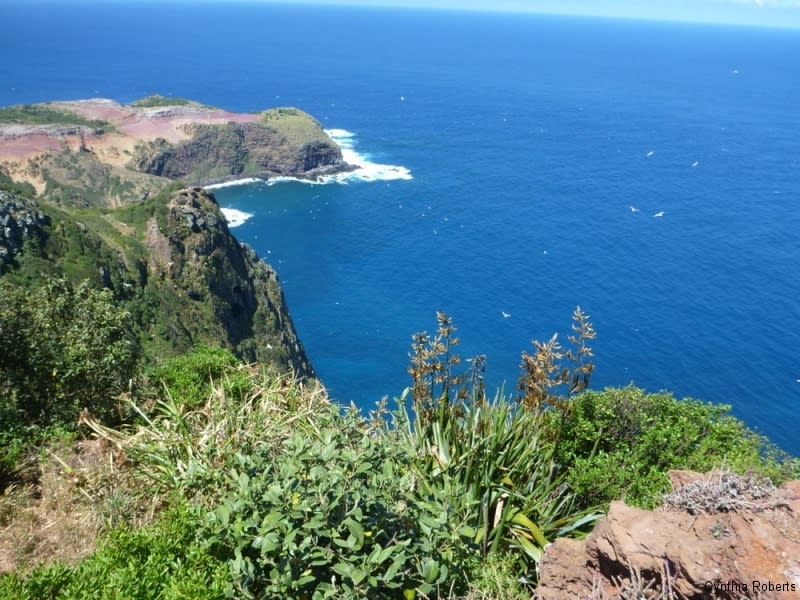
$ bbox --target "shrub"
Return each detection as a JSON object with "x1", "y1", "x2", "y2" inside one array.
[
  {"x1": 0, "y1": 104, "x2": 113, "y2": 130},
  {"x1": 147, "y1": 344, "x2": 250, "y2": 408},
  {"x1": 662, "y1": 469, "x2": 778, "y2": 515},
  {"x1": 0, "y1": 279, "x2": 140, "y2": 424},
  {"x1": 401, "y1": 389, "x2": 601, "y2": 587},
  {"x1": 0, "y1": 170, "x2": 36, "y2": 197},
  {"x1": 129, "y1": 95, "x2": 193, "y2": 108},
  {"x1": 0, "y1": 279, "x2": 141, "y2": 482},
  {"x1": 406, "y1": 312, "x2": 602, "y2": 587},
  {"x1": 203, "y1": 404, "x2": 474, "y2": 598},
  {"x1": 81, "y1": 368, "x2": 477, "y2": 597},
  {"x1": 550, "y1": 386, "x2": 800, "y2": 509}
]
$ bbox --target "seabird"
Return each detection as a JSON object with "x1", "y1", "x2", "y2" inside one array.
[{"x1": 501, "y1": 311, "x2": 511, "y2": 318}]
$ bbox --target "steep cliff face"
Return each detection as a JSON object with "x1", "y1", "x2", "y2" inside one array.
[
  {"x1": 130, "y1": 112, "x2": 346, "y2": 184},
  {"x1": 0, "y1": 188, "x2": 314, "y2": 378},
  {"x1": 143, "y1": 187, "x2": 314, "y2": 376},
  {"x1": 0, "y1": 97, "x2": 337, "y2": 377},
  {"x1": 0, "y1": 191, "x2": 49, "y2": 273}
]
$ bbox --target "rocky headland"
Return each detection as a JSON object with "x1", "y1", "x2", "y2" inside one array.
[
  {"x1": 0, "y1": 95, "x2": 333, "y2": 375},
  {"x1": 0, "y1": 96, "x2": 352, "y2": 206},
  {"x1": 0, "y1": 186, "x2": 313, "y2": 377}
]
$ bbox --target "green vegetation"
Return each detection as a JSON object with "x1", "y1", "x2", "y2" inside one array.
[
  {"x1": 0, "y1": 295, "x2": 797, "y2": 598},
  {"x1": 0, "y1": 279, "x2": 140, "y2": 482},
  {"x1": 550, "y1": 385, "x2": 799, "y2": 509},
  {"x1": 147, "y1": 345, "x2": 251, "y2": 408},
  {"x1": 404, "y1": 312, "x2": 602, "y2": 585},
  {"x1": 129, "y1": 95, "x2": 195, "y2": 108},
  {"x1": 35, "y1": 148, "x2": 163, "y2": 208},
  {"x1": 0, "y1": 104, "x2": 113, "y2": 131},
  {"x1": 113, "y1": 180, "x2": 181, "y2": 235},
  {"x1": 205, "y1": 407, "x2": 473, "y2": 598},
  {"x1": 2, "y1": 183, "x2": 296, "y2": 370},
  {"x1": 0, "y1": 501, "x2": 228, "y2": 600},
  {"x1": 260, "y1": 106, "x2": 329, "y2": 146},
  {"x1": 1, "y1": 199, "x2": 139, "y2": 289},
  {"x1": 2, "y1": 95, "x2": 795, "y2": 596},
  {"x1": 0, "y1": 169, "x2": 36, "y2": 197}
]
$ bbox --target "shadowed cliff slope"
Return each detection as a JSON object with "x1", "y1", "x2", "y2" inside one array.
[{"x1": 0, "y1": 187, "x2": 314, "y2": 377}]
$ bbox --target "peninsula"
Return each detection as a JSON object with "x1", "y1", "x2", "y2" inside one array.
[
  {"x1": 0, "y1": 95, "x2": 352, "y2": 205},
  {"x1": 0, "y1": 95, "x2": 345, "y2": 376}
]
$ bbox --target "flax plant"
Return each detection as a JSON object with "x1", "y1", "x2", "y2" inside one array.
[
  {"x1": 80, "y1": 367, "x2": 327, "y2": 498},
  {"x1": 405, "y1": 311, "x2": 602, "y2": 585},
  {"x1": 518, "y1": 306, "x2": 596, "y2": 413}
]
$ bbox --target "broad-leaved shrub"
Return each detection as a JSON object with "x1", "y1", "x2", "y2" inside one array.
[
  {"x1": 551, "y1": 386, "x2": 800, "y2": 508},
  {"x1": 204, "y1": 404, "x2": 475, "y2": 599}
]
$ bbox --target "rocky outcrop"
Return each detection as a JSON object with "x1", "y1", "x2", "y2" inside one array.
[
  {"x1": 129, "y1": 111, "x2": 347, "y2": 185},
  {"x1": 0, "y1": 98, "x2": 329, "y2": 374},
  {"x1": 537, "y1": 470, "x2": 800, "y2": 599},
  {"x1": 0, "y1": 190, "x2": 49, "y2": 273},
  {"x1": 144, "y1": 187, "x2": 314, "y2": 377},
  {"x1": 0, "y1": 187, "x2": 314, "y2": 379},
  {"x1": 1, "y1": 99, "x2": 351, "y2": 204}
]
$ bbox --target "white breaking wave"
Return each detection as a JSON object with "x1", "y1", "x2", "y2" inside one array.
[
  {"x1": 325, "y1": 129, "x2": 413, "y2": 183},
  {"x1": 220, "y1": 207, "x2": 254, "y2": 228},
  {"x1": 243, "y1": 129, "x2": 412, "y2": 186},
  {"x1": 325, "y1": 128, "x2": 355, "y2": 140},
  {"x1": 205, "y1": 177, "x2": 262, "y2": 190},
  {"x1": 265, "y1": 176, "x2": 307, "y2": 186}
]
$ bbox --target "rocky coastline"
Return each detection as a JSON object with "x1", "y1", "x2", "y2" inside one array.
[
  {"x1": 0, "y1": 97, "x2": 353, "y2": 203},
  {"x1": 0, "y1": 96, "x2": 336, "y2": 376}
]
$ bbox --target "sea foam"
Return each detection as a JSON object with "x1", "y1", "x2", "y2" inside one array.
[
  {"x1": 204, "y1": 177, "x2": 262, "y2": 190},
  {"x1": 259, "y1": 129, "x2": 414, "y2": 185},
  {"x1": 325, "y1": 128, "x2": 413, "y2": 183},
  {"x1": 220, "y1": 207, "x2": 254, "y2": 228},
  {"x1": 212, "y1": 129, "x2": 410, "y2": 225}
]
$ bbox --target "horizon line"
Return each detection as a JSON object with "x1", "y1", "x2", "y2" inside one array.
[{"x1": 6, "y1": 0, "x2": 800, "y2": 31}]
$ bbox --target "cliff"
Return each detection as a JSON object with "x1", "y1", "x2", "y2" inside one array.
[
  {"x1": 130, "y1": 107, "x2": 347, "y2": 184},
  {"x1": 0, "y1": 186, "x2": 314, "y2": 377},
  {"x1": 0, "y1": 192, "x2": 49, "y2": 273},
  {"x1": 0, "y1": 97, "x2": 351, "y2": 206},
  {"x1": 0, "y1": 95, "x2": 336, "y2": 375}
]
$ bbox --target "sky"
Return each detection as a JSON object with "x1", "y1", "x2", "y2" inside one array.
[
  {"x1": 243, "y1": 0, "x2": 800, "y2": 29},
  {"x1": 6, "y1": 0, "x2": 800, "y2": 29}
]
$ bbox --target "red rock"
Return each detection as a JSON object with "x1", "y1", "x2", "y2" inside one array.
[{"x1": 537, "y1": 471, "x2": 800, "y2": 599}]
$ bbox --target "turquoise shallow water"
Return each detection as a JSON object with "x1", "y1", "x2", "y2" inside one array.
[{"x1": 2, "y1": 3, "x2": 799, "y2": 453}]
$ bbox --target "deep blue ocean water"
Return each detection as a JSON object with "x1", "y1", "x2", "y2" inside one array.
[{"x1": 2, "y1": 3, "x2": 799, "y2": 453}]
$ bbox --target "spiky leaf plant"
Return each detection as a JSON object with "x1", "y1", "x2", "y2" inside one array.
[{"x1": 405, "y1": 311, "x2": 602, "y2": 586}]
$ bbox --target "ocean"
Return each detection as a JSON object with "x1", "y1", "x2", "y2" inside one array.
[{"x1": 2, "y1": 3, "x2": 798, "y2": 453}]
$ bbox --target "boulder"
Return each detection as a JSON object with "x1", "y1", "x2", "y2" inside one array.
[{"x1": 537, "y1": 470, "x2": 800, "y2": 599}]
